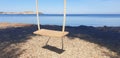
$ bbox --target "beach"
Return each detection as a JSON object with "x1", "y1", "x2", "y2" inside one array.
[{"x1": 0, "y1": 22, "x2": 120, "y2": 58}]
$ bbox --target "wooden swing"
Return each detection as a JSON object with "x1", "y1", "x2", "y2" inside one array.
[
  {"x1": 33, "y1": 0, "x2": 69, "y2": 51},
  {"x1": 33, "y1": 0, "x2": 69, "y2": 38}
]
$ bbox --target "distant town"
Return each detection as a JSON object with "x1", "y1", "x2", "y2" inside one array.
[{"x1": 0, "y1": 11, "x2": 42, "y2": 14}]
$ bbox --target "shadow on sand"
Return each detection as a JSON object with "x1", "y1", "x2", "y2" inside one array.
[
  {"x1": 0, "y1": 24, "x2": 120, "y2": 57},
  {"x1": 39, "y1": 25, "x2": 120, "y2": 57},
  {"x1": 41, "y1": 25, "x2": 120, "y2": 57},
  {"x1": 42, "y1": 37, "x2": 65, "y2": 54},
  {"x1": 66, "y1": 25, "x2": 120, "y2": 57},
  {"x1": 42, "y1": 45, "x2": 65, "y2": 54},
  {"x1": 0, "y1": 25, "x2": 37, "y2": 58}
]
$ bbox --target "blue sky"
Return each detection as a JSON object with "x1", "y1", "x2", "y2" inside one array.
[{"x1": 0, "y1": 0, "x2": 120, "y2": 14}]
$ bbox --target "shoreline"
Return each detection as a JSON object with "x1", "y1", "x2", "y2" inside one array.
[
  {"x1": 0, "y1": 22, "x2": 120, "y2": 34},
  {"x1": 0, "y1": 22, "x2": 120, "y2": 27},
  {"x1": 0, "y1": 22, "x2": 120, "y2": 31},
  {"x1": 0, "y1": 22, "x2": 33, "y2": 29}
]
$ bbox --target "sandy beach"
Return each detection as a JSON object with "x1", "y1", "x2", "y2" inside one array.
[{"x1": 0, "y1": 22, "x2": 120, "y2": 58}]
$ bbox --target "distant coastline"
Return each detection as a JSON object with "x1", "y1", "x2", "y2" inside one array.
[
  {"x1": 0, "y1": 11, "x2": 42, "y2": 14},
  {"x1": 0, "y1": 14, "x2": 120, "y2": 17}
]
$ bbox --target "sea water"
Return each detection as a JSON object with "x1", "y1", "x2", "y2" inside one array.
[{"x1": 0, "y1": 14, "x2": 120, "y2": 27}]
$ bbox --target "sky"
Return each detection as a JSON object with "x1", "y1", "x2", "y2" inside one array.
[{"x1": 0, "y1": 0, "x2": 120, "y2": 14}]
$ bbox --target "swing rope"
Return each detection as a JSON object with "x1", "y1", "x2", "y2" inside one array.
[
  {"x1": 36, "y1": 0, "x2": 40, "y2": 30},
  {"x1": 36, "y1": 0, "x2": 67, "y2": 32},
  {"x1": 62, "y1": 0, "x2": 67, "y2": 32}
]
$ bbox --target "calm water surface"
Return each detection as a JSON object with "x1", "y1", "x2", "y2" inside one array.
[{"x1": 0, "y1": 14, "x2": 120, "y2": 27}]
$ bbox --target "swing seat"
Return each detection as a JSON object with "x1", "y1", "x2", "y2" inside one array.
[{"x1": 33, "y1": 29, "x2": 69, "y2": 38}]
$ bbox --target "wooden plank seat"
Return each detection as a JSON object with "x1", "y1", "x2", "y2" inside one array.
[{"x1": 33, "y1": 29, "x2": 69, "y2": 38}]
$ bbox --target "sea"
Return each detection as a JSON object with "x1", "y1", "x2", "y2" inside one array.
[{"x1": 0, "y1": 14, "x2": 120, "y2": 27}]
